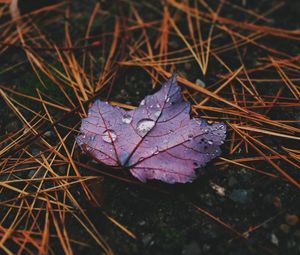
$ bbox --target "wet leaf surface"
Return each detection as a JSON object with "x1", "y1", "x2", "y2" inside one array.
[{"x1": 76, "y1": 74, "x2": 226, "y2": 183}]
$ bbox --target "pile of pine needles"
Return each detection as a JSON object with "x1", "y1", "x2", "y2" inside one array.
[{"x1": 0, "y1": 0, "x2": 299, "y2": 254}]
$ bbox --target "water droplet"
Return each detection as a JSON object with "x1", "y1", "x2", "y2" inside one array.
[
  {"x1": 219, "y1": 124, "x2": 225, "y2": 129},
  {"x1": 89, "y1": 136, "x2": 96, "y2": 141},
  {"x1": 122, "y1": 114, "x2": 132, "y2": 124},
  {"x1": 153, "y1": 146, "x2": 159, "y2": 155},
  {"x1": 102, "y1": 130, "x2": 117, "y2": 143},
  {"x1": 188, "y1": 134, "x2": 193, "y2": 140},
  {"x1": 154, "y1": 110, "x2": 161, "y2": 118},
  {"x1": 166, "y1": 97, "x2": 170, "y2": 102},
  {"x1": 136, "y1": 119, "x2": 155, "y2": 136},
  {"x1": 140, "y1": 99, "x2": 145, "y2": 106},
  {"x1": 207, "y1": 140, "x2": 213, "y2": 145},
  {"x1": 139, "y1": 157, "x2": 145, "y2": 162},
  {"x1": 156, "y1": 103, "x2": 160, "y2": 108}
]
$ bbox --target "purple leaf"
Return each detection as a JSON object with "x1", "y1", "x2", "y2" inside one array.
[{"x1": 76, "y1": 74, "x2": 227, "y2": 184}]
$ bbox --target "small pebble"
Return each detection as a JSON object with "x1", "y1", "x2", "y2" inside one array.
[
  {"x1": 228, "y1": 176, "x2": 238, "y2": 187},
  {"x1": 230, "y1": 189, "x2": 252, "y2": 204},
  {"x1": 31, "y1": 148, "x2": 41, "y2": 156},
  {"x1": 294, "y1": 229, "x2": 300, "y2": 239},
  {"x1": 271, "y1": 233, "x2": 279, "y2": 246},
  {"x1": 210, "y1": 181, "x2": 225, "y2": 196},
  {"x1": 285, "y1": 214, "x2": 299, "y2": 226},
  {"x1": 138, "y1": 220, "x2": 146, "y2": 226},
  {"x1": 169, "y1": 40, "x2": 180, "y2": 49},
  {"x1": 195, "y1": 78, "x2": 206, "y2": 88},
  {"x1": 272, "y1": 196, "x2": 282, "y2": 209},
  {"x1": 182, "y1": 241, "x2": 201, "y2": 255},
  {"x1": 287, "y1": 240, "x2": 296, "y2": 249},
  {"x1": 44, "y1": 131, "x2": 53, "y2": 138},
  {"x1": 6, "y1": 121, "x2": 19, "y2": 132},
  {"x1": 202, "y1": 244, "x2": 210, "y2": 252},
  {"x1": 279, "y1": 224, "x2": 290, "y2": 234},
  {"x1": 142, "y1": 234, "x2": 153, "y2": 246},
  {"x1": 184, "y1": 62, "x2": 192, "y2": 71},
  {"x1": 27, "y1": 170, "x2": 36, "y2": 178}
]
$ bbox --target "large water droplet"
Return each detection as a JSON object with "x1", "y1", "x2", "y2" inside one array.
[
  {"x1": 102, "y1": 130, "x2": 117, "y2": 143},
  {"x1": 166, "y1": 97, "x2": 170, "y2": 103},
  {"x1": 140, "y1": 99, "x2": 145, "y2": 106},
  {"x1": 122, "y1": 114, "x2": 132, "y2": 124},
  {"x1": 136, "y1": 119, "x2": 155, "y2": 136},
  {"x1": 207, "y1": 140, "x2": 213, "y2": 145}
]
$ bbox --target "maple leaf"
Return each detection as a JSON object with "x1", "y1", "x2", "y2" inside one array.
[{"x1": 76, "y1": 74, "x2": 226, "y2": 184}]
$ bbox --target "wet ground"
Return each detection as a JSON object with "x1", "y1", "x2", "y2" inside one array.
[{"x1": 0, "y1": 0, "x2": 300, "y2": 254}]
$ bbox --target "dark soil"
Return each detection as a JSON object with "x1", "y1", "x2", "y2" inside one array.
[{"x1": 0, "y1": 0, "x2": 299, "y2": 255}]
